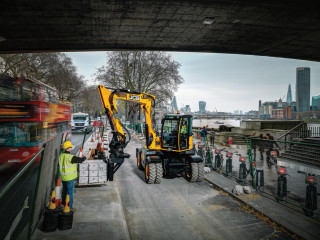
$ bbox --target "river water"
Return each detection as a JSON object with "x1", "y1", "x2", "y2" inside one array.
[{"x1": 193, "y1": 118, "x2": 240, "y2": 129}]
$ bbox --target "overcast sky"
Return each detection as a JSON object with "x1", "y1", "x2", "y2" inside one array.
[{"x1": 66, "y1": 52, "x2": 320, "y2": 113}]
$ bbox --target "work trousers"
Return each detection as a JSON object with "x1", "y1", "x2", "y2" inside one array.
[
  {"x1": 62, "y1": 179, "x2": 75, "y2": 209},
  {"x1": 201, "y1": 136, "x2": 205, "y2": 146}
]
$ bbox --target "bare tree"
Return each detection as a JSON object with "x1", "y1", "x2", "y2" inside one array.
[
  {"x1": 95, "y1": 51, "x2": 183, "y2": 120},
  {"x1": 0, "y1": 53, "x2": 86, "y2": 102},
  {"x1": 95, "y1": 51, "x2": 183, "y2": 105},
  {"x1": 72, "y1": 86, "x2": 103, "y2": 114}
]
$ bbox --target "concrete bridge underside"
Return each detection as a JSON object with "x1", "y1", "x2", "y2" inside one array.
[{"x1": 0, "y1": 0, "x2": 319, "y2": 61}]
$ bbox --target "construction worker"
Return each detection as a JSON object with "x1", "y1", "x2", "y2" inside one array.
[{"x1": 59, "y1": 141, "x2": 86, "y2": 212}]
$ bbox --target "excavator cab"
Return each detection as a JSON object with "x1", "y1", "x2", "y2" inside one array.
[{"x1": 161, "y1": 115, "x2": 193, "y2": 151}]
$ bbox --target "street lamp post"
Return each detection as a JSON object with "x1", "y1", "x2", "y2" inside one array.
[{"x1": 129, "y1": 61, "x2": 142, "y2": 122}]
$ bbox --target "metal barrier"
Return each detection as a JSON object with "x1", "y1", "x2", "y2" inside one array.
[
  {"x1": 0, "y1": 145, "x2": 46, "y2": 240},
  {"x1": 0, "y1": 132, "x2": 65, "y2": 239}
]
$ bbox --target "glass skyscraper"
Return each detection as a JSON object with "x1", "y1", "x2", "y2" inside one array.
[
  {"x1": 296, "y1": 67, "x2": 310, "y2": 112},
  {"x1": 199, "y1": 101, "x2": 206, "y2": 113},
  {"x1": 286, "y1": 84, "x2": 292, "y2": 104}
]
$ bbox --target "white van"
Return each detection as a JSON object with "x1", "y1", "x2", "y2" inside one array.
[{"x1": 71, "y1": 113, "x2": 92, "y2": 133}]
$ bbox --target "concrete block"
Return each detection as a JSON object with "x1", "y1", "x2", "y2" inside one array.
[
  {"x1": 89, "y1": 170, "x2": 98, "y2": 177},
  {"x1": 99, "y1": 176, "x2": 107, "y2": 182},
  {"x1": 79, "y1": 163, "x2": 88, "y2": 171},
  {"x1": 79, "y1": 176, "x2": 88, "y2": 184},
  {"x1": 79, "y1": 170, "x2": 88, "y2": 176},
  {"x1": 89, "y1": 177, "x2": 99, "y2": 183},
  {"x1": 89, "y1": 163, "x2": 99, "y2": 170},
  {"x1": 99, "y1": 170, "x2": 106, "y2": 176}
]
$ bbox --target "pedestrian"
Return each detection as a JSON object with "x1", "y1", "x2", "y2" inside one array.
[
  {"x1": 59, "y1": 141, "x2": 86, "y2": 212},
  {"x1": 250, "y1": 133, "x2": 257, "y2": 161},
  {"x1": 210, "y1": 129, "x2": 216, "y2": 146},
  {"x1": 200, "y1": 126, "x2": 208, "y2": 145},
  {"x1": 228, "y1": 137, "x2": 232, "y2": 145},
  {"x1": 258, "y1": 133, "x2": 265, "y2": 160}
]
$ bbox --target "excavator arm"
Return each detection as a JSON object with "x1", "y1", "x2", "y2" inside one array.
[{"x1": 97, "y1": 85, "x2": 161, "y2": 180}]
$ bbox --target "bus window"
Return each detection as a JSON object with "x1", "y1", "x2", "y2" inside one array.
[
  {"x1": 0, "y1": 79, "x2": 20, "y2": 101},
  {"x1": 0, "y1": 78, "x2": 40, "y2": 101},
  {"x1": 0, "y1": 122, "x2": 41, "y2": 147}
]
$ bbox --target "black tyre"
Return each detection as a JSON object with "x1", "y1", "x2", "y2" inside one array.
[
  {"x1": 155, "y1": 163, "x2": 163, "y2": 184},
  {"x1": 136, "y1": 152, "x2": 144, "y2": 170},
  {"x1": 186, "y1": 162, "x2": 198, "y2": 182},
  {"x1": 196, "y1": 162, "x2": 204, "y2": 182},
  {"x1": 145, "y1": 163, "x2": 156, "y2": 184}
]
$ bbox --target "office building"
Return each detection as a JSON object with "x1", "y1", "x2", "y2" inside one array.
[
  {"x1": 199, "y1": 101, "x2": 206, "y2": 113},
  {"x1": 296, "y1": 67, "x2": 310, "y2": 112},
  {"x1": 311, "y1": 95, "x2": 320, "y2": 110},
  {"x1": 171, "y1": 96, "x2": 178, "y2": 112},
  {"x1": 286, "y1": 84, "x2": 292, "y2": 104}
]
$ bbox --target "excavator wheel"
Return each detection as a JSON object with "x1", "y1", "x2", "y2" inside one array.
[
  {"x1": 145, "y1": 163, "x2": 156, "y2": 184},
  {"x1": 196, "y1": 162, "x2": 204, "y2": 182},
  {"x1": 186, "y1": 162, "x2": 198, "y2": 182},
  {"x1": 136, "y1": 152, "x2": 144, "y2": 170},
  {"x1": 154, "y1": 163, "x2": 163, "y2": 184}
]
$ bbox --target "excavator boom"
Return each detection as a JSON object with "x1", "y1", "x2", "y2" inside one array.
[{"x1": 97, "y1": 85, "x2": 161, "y2": 150}]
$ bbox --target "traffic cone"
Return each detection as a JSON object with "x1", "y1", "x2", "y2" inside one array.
[
  {"x1": 63, "y1": 194, "x2": 71, "y2": 213},
  {"x1": 90, "y1": 134, "x2": 94, "y2": 142},
  {"x1": 97, "y1": 135, "x2": 102, "y2": 150},
  {"x1": 48, "y1": 191, "x2": 56, "y2": 210},
  {"x1": 55, "y1": 178, "x2": 62, "y2": 207},
  {"x1": 99, "y1": 141, "x2": 104, "y2": 153},
  {"x1": 78, "y1": 147, "x2": 83, "y2": 157}
]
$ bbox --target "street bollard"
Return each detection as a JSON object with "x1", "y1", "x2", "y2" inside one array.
[
  {"x1": 238, "y1": 156, "x2": 247, "y2": 184},
  {"x1": 225, "y1": 152, "x2": 233, "y2": 177},
  {"x1": 206, "y1": 147, "x2": 214, "y2": 169},
  {"x1": 305, "y1": 174, "x2": 317, "y2": 217},
  {"x1": 197, "y1": 143, "x2": 204, "y2": 159},
  {"x1": 276, "y1": 167, "x2": 287, "y2": 202},
  {"x1": 256, "y1": 168, "x2": 264, "y2": 191}
]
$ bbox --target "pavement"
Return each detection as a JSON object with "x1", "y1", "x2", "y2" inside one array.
[
  {"x1": 34, "y1": 132, "x2": 320, "y2": 240},
  {"x1": 34, "y1": 129, "x2": 130, "y2": 240},
  {"x1": 34, "y1": 181, "x2": 130, "y2": 240},
  {"x1": 204, "y1": 171, "x2": 320, "y2": 240}
]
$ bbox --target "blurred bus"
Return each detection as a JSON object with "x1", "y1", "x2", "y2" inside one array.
[{"x1": 0, "y1": 76, "x2": 71, "y2": 188}]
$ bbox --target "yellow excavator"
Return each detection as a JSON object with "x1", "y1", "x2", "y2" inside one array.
[{"x1": 97, "y1": 85, "x2": 204, "y2": 184}]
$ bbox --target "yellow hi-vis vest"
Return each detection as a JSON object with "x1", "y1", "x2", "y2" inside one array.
[{"x1": 59, "y1": 153, "x2": 78, "y2": 181}]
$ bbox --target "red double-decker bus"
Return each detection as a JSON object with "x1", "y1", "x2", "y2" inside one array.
[{"x1": 0, "y1": 76, "x2": 72, "y2": 188}]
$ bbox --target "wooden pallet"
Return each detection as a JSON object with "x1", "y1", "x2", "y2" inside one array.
[{"x1": 76, "y1": 182, "x2": 107, "y2": 187}]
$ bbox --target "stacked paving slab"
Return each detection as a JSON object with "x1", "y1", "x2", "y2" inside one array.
[{"x1": 77, "y1": 129, "x2": 110, "y2": 186}]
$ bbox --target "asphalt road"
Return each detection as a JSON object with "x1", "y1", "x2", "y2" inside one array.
[
  {"x1": 70, "y1": 131, "x2": 92, "y2": 156},
  {"x1": 115, "y1": 138, "x2": 293, "y2": 240}
]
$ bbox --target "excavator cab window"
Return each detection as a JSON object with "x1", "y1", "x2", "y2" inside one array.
[
  {"x1": 162, "y1": 118, "x2": 179, "y2": 149},
  {"x1": 161, "y1": 115, "x2": 192, "y2": 150},
  {"x1": 179, "y1": 117, "x2": 190, "y2": 150}
]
